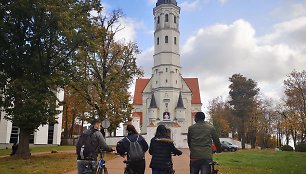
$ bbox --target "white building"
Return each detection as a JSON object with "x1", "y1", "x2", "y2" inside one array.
[
  {"x1": 132, "y1": 0, "x2": 202, "y2": 148},
  {"x1": 0, "y1": 89, "x2": 64, "y2": 145}
]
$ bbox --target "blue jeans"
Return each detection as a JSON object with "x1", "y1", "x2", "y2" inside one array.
[
  {"x1": 77, "y1": 160, "x2": 97, "y2": 174},
  {"x1": 152, "y1": 168, "x2": 169, "y2": 174},
  {"x1": 190, "y1": 159, "x2": 212, "y2": 174}
]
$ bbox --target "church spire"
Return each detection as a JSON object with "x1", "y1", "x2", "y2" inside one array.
[
  {"x1": 176, "y1": 92, "x2": 185, "y2": 108},
  {"x1": 149, "y1": 93, "x2": 157, "y2": 108}
]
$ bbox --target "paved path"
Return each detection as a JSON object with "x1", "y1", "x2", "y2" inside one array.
[{"x1": 66, "y1": 149, "x2": 190, "y2": 174}]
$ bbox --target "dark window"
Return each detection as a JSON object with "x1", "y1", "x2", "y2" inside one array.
[
  {"x1": 166, "y1": 68, "x2": 168, "y2": 72},
  {"x1": 156, "y1": 81, "x2": 158, "y2": 84},
  {"x1": 158, "y1": 16, "x2": 160, "y2": 24},
  {"x1": 165, "y1": 14, "x2": 169, "y2": 22},
  {"x1": 165, "y1": 36, "x2": 168, "y2": 43},
  {"x1": 166, "y1": 79, "x2": 168, "y2": 83},
  {"x1": 157, "y1": 37, "x2": 159, "y2": 45},
  {"x1": 174, "y1": 37, "x2": 177, "y2": 44},
  {"x1": 174, "y1": 16, "x2": 177, "y2": 23}
]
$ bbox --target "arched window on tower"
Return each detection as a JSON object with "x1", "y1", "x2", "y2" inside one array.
[
  {"x1": 165, "y1": 36, "x2": 168, "y2": 43},
  {"x1": 165, "y1": 14, "x2": 169, "y2": 22},
  {"x1": 157, "y1": 16, "x2": 160, "y2": 24},
  {"x1": 174, "y1": 16, "x2": 177, "y2": 23},
  {"x1": 157, "y1": 37, "x2": 159, "y2": 45},
  {"x1": 174, "y1": 37, "x2": 177, "y2": 45}
]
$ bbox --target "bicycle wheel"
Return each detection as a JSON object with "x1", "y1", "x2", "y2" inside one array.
[{"x1": 102, "y1": 167, "x2": 108, "y2": 174}]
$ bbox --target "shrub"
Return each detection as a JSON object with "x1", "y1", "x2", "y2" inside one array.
[
  {"x1": 295, "y1": 143, "x2": 306, "y2": 152},
  {"x1": 281, "y1": 145, "x2": 293, "y2": 151}
]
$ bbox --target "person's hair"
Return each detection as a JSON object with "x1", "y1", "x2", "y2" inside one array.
[
  {"x1": 126, "y1": 124, "x2": 138, "y2": 134},
  {"x1": 195, "y1": 112, "x2": 205, "y2": 123},
  {"x1": 155, "y1": 124, "x2": 168, "y2": 138},
  {"x1": 91, "y1": 119, "x2": 101, "y2": 125}
]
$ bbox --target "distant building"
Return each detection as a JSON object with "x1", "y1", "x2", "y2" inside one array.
[
  {"x1": 0, "y1": 89, "x2": 64, "y2": 145},
  {"x1": 132, "y1": 0, "x2": 202, "y2": 147}
]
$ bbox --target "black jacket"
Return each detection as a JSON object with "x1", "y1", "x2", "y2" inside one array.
[
  {"x1": 149, "y1": 137, "x2": 182, "y2": 170},
  {"x1": 116, "y1": 134, "x2": 149, "y2": 159}
]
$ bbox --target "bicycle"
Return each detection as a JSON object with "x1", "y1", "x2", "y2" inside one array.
[
  {"x1": 123, "y1": 160, "x2": 135, "y2": 174},
  {"x1": 82, "y1": 150, "x2": 109, "y2": 174},
  {"x1": 209, "y1": 160, "x2": 218, "y2": 174}
]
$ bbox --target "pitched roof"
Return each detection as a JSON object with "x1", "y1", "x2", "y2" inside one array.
[
  {"x1": 183, "y1": 78, "x2": 202, "y2": 104},
  {"x1": 156, "y1": 0, "x2": 177, "y2": 6},
  {"x1": 133, "y1": 79, "x2": 150, "y2": 105},
  {"x1": 149, "y1": 93, "x2": 158, "y2": 108},
  {"x1": 133, "y1": 77, "x2": 201, "y2": 105},
  {"x1": 176, "y1": 92, "x2": 185, "y2": 108}
]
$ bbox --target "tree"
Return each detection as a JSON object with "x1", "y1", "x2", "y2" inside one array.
[
  {"x1": 228, "y1": 74, "x2": 259, "y2": 149},
  {"x1": 208, "y1": 97, "x2": 232, "y2": 137},
  {"x1": 284, "y1": 70, "x2": 306, "y2": 145},
  {"x1": 0, "y1": 0, "x2": 100, "y2": 159},
  {"x1": 68, "y1": 10, "x2": 143, "y2": 136}
]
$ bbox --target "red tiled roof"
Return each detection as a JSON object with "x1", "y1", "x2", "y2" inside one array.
[
  {"x1": 183, "y1": 78, "x2": 202, "y2": 104},
  {"x1": 133, "y1": 78, "x2": 201, "y2": 105},
  {"x1": 133, "y1": 79, "x2": 150, "y2": 105}
]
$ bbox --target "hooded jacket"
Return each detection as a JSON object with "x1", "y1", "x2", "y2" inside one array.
[{"x1": 149, "y1": 137, "x2": 182, "y2": 170}]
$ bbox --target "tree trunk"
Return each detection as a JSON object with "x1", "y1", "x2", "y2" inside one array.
[
  {"x1": 64, "y1": 103, "x2": 69, "y2": 138},
  {"x1": 240, "y1": 118, "x2": 246, "y2": 149},
  {"x1": 81, "y1": 119, "x2": 84, "y2": 134},
  {"x1": 70, "y1": 108, "x2": 76, "y2": 137},
  {"x1": 16, "y1": 128, "x2": 31, "y2": 159}
]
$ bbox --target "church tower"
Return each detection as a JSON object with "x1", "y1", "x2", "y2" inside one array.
[{"x1": 132, "y1": 0, "x2": 202, "y2": 147}]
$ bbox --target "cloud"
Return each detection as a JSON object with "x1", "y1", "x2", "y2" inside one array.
[
  {"x1": 179, "y1": 18, "x2": 306, "y2": 109},
  {"x1": 179, "y1": 0, "x2": 201, "y2": 11},
  {"x1": 114, "y1": 17, "x2": 145, "y2": 43},
  {"x1": 271, "y1": 3, "x2": 306, "y2": 20},
  {"x1": 218, "y1": 0, "x2": 229, "y2": 5}
]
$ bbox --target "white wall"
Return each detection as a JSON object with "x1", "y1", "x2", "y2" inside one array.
[{"x1": 34, "y1": 125, "x2": 48, "y2": 144}]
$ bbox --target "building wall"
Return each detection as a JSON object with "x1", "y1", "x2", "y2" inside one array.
[
  {"x1": 0, "y1": 88, "x2": 64, "y2": 145},
  {"x1": 0, "y1": 111, "x2": 12, "y2": 143}
]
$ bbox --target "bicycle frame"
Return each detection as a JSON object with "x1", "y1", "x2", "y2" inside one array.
[{"x1": 95, "y1": 151, "x2": 108, "y2": 174}]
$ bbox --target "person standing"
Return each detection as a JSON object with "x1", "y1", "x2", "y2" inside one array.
[
  {"x1": 116, "y1": 124, "x2": 149, "y2": 174},
  {"x1": 76, "y1": 119, "x2": 112, "y2": 174},
  {"x1": 149, "y1": 124, "x2": 182, "y2": 174},
  {"x1": 188, "y1": 112, "x2": 222, "y2": 174}
]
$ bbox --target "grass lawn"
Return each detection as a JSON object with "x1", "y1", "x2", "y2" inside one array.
[
  {"x1": 0, "y1": 145, "x2": 76, "y2": 156},
  {"x1": 0, "y1": 151, "x2": 115, "y2": 174},
  {"x1": 214, "y1": 149, "x2": 306, "y2": 174}
]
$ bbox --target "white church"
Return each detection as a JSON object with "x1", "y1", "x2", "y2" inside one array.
[{"x1": 132, "y1": 0, "x2": 202, "y2": 148}]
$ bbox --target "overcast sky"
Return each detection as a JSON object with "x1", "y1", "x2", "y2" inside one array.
[{"x1": 101, "y1": 0, "x2": 306, "y2": 113}]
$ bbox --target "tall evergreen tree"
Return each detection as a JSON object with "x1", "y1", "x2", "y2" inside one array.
[{"x1": 228, "y1": 74, "x2": 259, "y2": 149}]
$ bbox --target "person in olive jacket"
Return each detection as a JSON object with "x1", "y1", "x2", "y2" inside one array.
[
  {"x1": 188, "y1": 112, "x2": 222, "y2": 174},
  {"x1": 149, "y1": 124, "x2": 182, "y2": 174}
]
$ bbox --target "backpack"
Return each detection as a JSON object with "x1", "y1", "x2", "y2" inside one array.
[
  {"x1": 76, "y1": 129, "x2": 97, "y2": 160},
  {"x1": 126, "y1": 135, "x2": 144, "y2": 161}
]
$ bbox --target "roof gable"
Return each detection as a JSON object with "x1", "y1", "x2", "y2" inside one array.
[
  {"x1": 183, "y1": 78, "x2": 202, "y2": 104},
  {"x1": 133, "y1": 79, "x2": 150, "y2": 105}
]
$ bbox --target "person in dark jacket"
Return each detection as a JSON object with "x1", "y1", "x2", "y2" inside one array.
[
  {"x1": 116, "y1": 124, "x2": 149, "y2": 174},
  {"x1": 188, "y1": 112, "x2": 222, "y2": 174},
  {"x1": 149, "y1": 124, "x2": 182, "y2": 174}
]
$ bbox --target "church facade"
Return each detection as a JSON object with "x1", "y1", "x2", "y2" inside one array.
[{"x1": 132, "y1": 0, "x2": 202, "y2": 147}]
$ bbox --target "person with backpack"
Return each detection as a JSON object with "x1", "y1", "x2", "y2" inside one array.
[
  {"x1": 149, "y1": 124, "x2": 182, "y2": 174},
  {"x1": 116, "y1": 124, "x2": 149, "y2": 174},
  {"x1": 76, "y1": 119, "x2": 113, "y2": 174}
]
